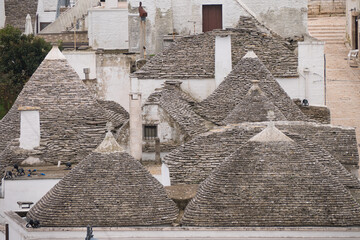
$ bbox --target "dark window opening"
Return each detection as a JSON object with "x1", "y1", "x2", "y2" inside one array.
[
  {"x1": 144, "y1": 125, "x2": 157, "y2": 140},
  {"x1": 202, "y1": 5, "x2": 223, "y2": 32}
]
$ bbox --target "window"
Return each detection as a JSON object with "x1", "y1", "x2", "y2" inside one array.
[
  {"x1": 143, "y1": 125, "x2": 158, "y2": 140},
  {"x1": 202, "y1": 5, "x2": 223, "y2": 32}
]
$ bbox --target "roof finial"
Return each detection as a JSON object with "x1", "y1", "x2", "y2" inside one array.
[
  {"x1": 106, "y1": 122, "x2": 114, "y2": 132},
  {"x1": 249, "y1": 111, "x2": 293, "y2": 142},
  {"x1": 94, "y1": 122, "x2": 124, "y2": 154}
]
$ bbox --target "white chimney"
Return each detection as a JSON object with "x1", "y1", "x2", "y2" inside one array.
[
  {"x1": 105, "y1": 0, "x2": 118, "y2": 8},
  {"x1": 129, "y1": 93, "x2": 142, "y2": 161},
  {"x1": 215, "y1": 35, "x2": 232, "y2": 87},
  {"x1": 18, "y1": 106, "x2": 41, "y2": 150}
]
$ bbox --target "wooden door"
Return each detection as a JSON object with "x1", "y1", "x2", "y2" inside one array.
[{"x1": 202, "y1": 5, "x2": 222, "y2": 32}]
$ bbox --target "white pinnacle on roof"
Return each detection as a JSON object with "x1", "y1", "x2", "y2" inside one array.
[
  {"x1": 243, "y1": 50, "x2": 258, "y2": 59},
  {"x1": 24, "y1": 14, "x2": 33, "y2": 35},
  {"x1": 45, "y1": 45, "x2": 66, "y2": 60},
  {"x1": 94, "y1": 123, "x2": 124, "y2": 153},
  {"x1": 249, "y1": 121, "x2": 293, "y2": 143}
]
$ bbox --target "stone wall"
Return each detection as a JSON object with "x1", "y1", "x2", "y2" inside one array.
[
  {"x1": 294, "y1": 99, "x2": 330, "y2": 124},
  {"x1": 308, "y1": 0, "x2": 346, "y2": 15},
  {"x1": 4, "y1": 0, "x2": 38, "y2": 32},
  {"x1": 38, "y1": 31, "x2": 88, "y2": 44}
]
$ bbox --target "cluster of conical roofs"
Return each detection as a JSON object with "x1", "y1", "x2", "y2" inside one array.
[{"x1": 1, "y1": 22, "x2": 360, "y2": 228}]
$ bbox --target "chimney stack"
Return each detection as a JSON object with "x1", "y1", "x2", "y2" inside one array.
[
  {"x1": 83, "y1": 68, "x2": 90, "y2": 80},
  {"x1": 105, "y1": 0, "x2": 118, "y2": 8},
  {"x1": 18, "y1": 106, "x2": 41, "y2": 150},
  {"x1": 215, "y1": 35, "x2": 232, "y2": 87},
  {"x1": 129, "y1": 92, "x2": 142, "y2": 161}
]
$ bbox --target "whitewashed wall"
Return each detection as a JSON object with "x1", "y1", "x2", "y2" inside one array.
[
  {"x1": 215, "y1": 35, "x2": 232, "y2": 87},
  {"x1": 43, "y1": 0, "x2": 58, "y2": 11},
  {"x1": 19, "y1": 110, "x2": 40, "y2": 150},
  {"x1": 139, "y1": 78, "x2": 217, "y2": 105},
  {"x1": 88, "y1": 9, "x2": 129, "y2": 50},
  {"x1": 142, "y1": 105, "x2": 184, "y2": 143},
  {"x1": 36, "y1": 0, "x2": 57, "y2": 32},
  {"x1": 241, "y1": 0, "x2": 308, "y2": 38},
  {"x1": 298, "y1": 41, "x2": 325, "y2": 106},
  {"x1": 276, "y1": 77, "x2": 303, "y2": 101},
  {"x1": 0, "y1": 0, "x2": 5, "y2": 28},
  {"x1": 96, "y1": 53, "x2": 135, "y2": 111},
  {"x1": 0, "y1": 179, "x2": 59, "y2": 214},
  {"x1": 128, "y1": 0, "x2": 307, "y2": 54},
  {"x1": 5, "y1": 214, "x2": 360, "y2": 240},
  {"x1": 64, "y1": 51, "x2": 97, "y2": 80}
]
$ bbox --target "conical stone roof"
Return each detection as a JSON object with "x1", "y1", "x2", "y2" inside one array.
[
  {"x1": 27, "y1": 132, "x2": 178, "y2": 227},
  {"x1": 196, "y1": 52, "x2": 307, "y2": 124},
  {"x1": 182, "y1": 126, "x2": 360, "y2": 227},
  {"x1": 164, "y1": 122, "x2": 360, "y2": 189},
  {"x1": 223, "y1": 82, "x2": 287, "y2": 124},
  {"x1": 0, "y1": 46, "x2": 124, "y2": 165}
]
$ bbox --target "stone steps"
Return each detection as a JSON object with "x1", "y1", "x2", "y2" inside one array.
[{"x1": 308, "y1": 22, "x2": 346, "y2": 44}]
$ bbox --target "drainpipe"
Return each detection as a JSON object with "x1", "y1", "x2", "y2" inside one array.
[{"x1": 303, "y1": 67, "x2": 310, "y2": 102}]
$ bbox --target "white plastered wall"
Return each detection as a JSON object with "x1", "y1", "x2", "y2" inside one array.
[
  {"x1": 298, "y1": 41, "x2": 325, "y2": 106},
  {"x1": 138, "y1": 78, "x2": 217, "y2": 105},
  {"x1": 128, "y1": 0, "x2": 307, "y2": 54},
  {"x1": 277, "y1": 41, "x2": 325, "y2": 106},
  {"x1": 19, "y1": 110, "x2": 40, "y2": 150},
  {"x1": 240, "y1": 0, "x2": 308, "y2": 38},
  {"x1": 64, "y1": 51, "x2": 97, "y2": 80},
  {"x1": 96, "y1": 54, "x2": 134, "y2": 111},
  {"x1": 36, "y1": 0, "x2": 57, "y2": 32},
  {"x1": 88, "y1": 8, "x2": 129, "y2": 50},
  {"x1": 142, "y1": 105, "x2": 184, "y2": 144},
  {"x1": 215, "y1": 35, "x2": 232, "y2": 87},
  {"x1": 0, "y1": 179, "x2": 59, "y2": 215}
]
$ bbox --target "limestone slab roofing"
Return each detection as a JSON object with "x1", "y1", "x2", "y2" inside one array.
[
  {"x1": 145, "y1": 81, "x2": 210, "y2": 138},
  {"x1": 223, "y1": 81, "x2": 287, "y2": 124},
  {"x1": 182, "y1": 126, "x2": 360, "y2": 227},
  {"x1": 4, "y1": 0, "x2": 38, "y2": 32},
  {"x1": 0, "y1": 46, "x2": 128, "y2": 178},
  {"x1": 164, "y1": 122, "x2": 360, "y2": 189},
  {"x1": 195, "y1": 52, "x2": 307, "y2": 124},
  {"x1": 135, "y1": 17, "x2": 298, "y2": 80},
  {"x1": 27, "y1": 132, "x2": 178, "y2": 227}
]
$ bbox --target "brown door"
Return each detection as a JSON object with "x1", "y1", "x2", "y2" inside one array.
[{"x1": 202, "y1": 5, "x2": 222, "y2": 32}]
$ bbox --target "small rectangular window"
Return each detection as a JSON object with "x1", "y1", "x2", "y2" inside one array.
[{"x1": 144, "y1": 125, "x2": 157, "y2": 140}]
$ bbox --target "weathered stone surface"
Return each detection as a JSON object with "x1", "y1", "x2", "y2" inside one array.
[
  {"x1": 27, "y1": 151, "x2": 178, "y2": 227},
  {"x1": 195, "y1": 55, "x2": 307, "y2": 124},
  {"x1": 97, "y1": 99, "x2": 129, "y2": 129},
  {"x1": 182, "y1": 135, "x2": 360, "y2": 227},
  {"x1": 164, "y1": 122, "x2": 360, "y2": 189},
  {"x1": 294, "y1": 99, "x2": 331, "y2": 124},
  {"x1": 135, "y1": 17, "x2": 298, "y2": 80},
  {"x1": 0, "y1": 49, "x2": 128, "y2": 180},
  {"x1": 4, "y1": 0, "x2": 38, "y2": 32},
  {"x1": 223, "y1": 83, "x2": 287, "y2": 124},
  {"x1": 146, "y1": 81, "x2": 210, "y2": 138}
]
